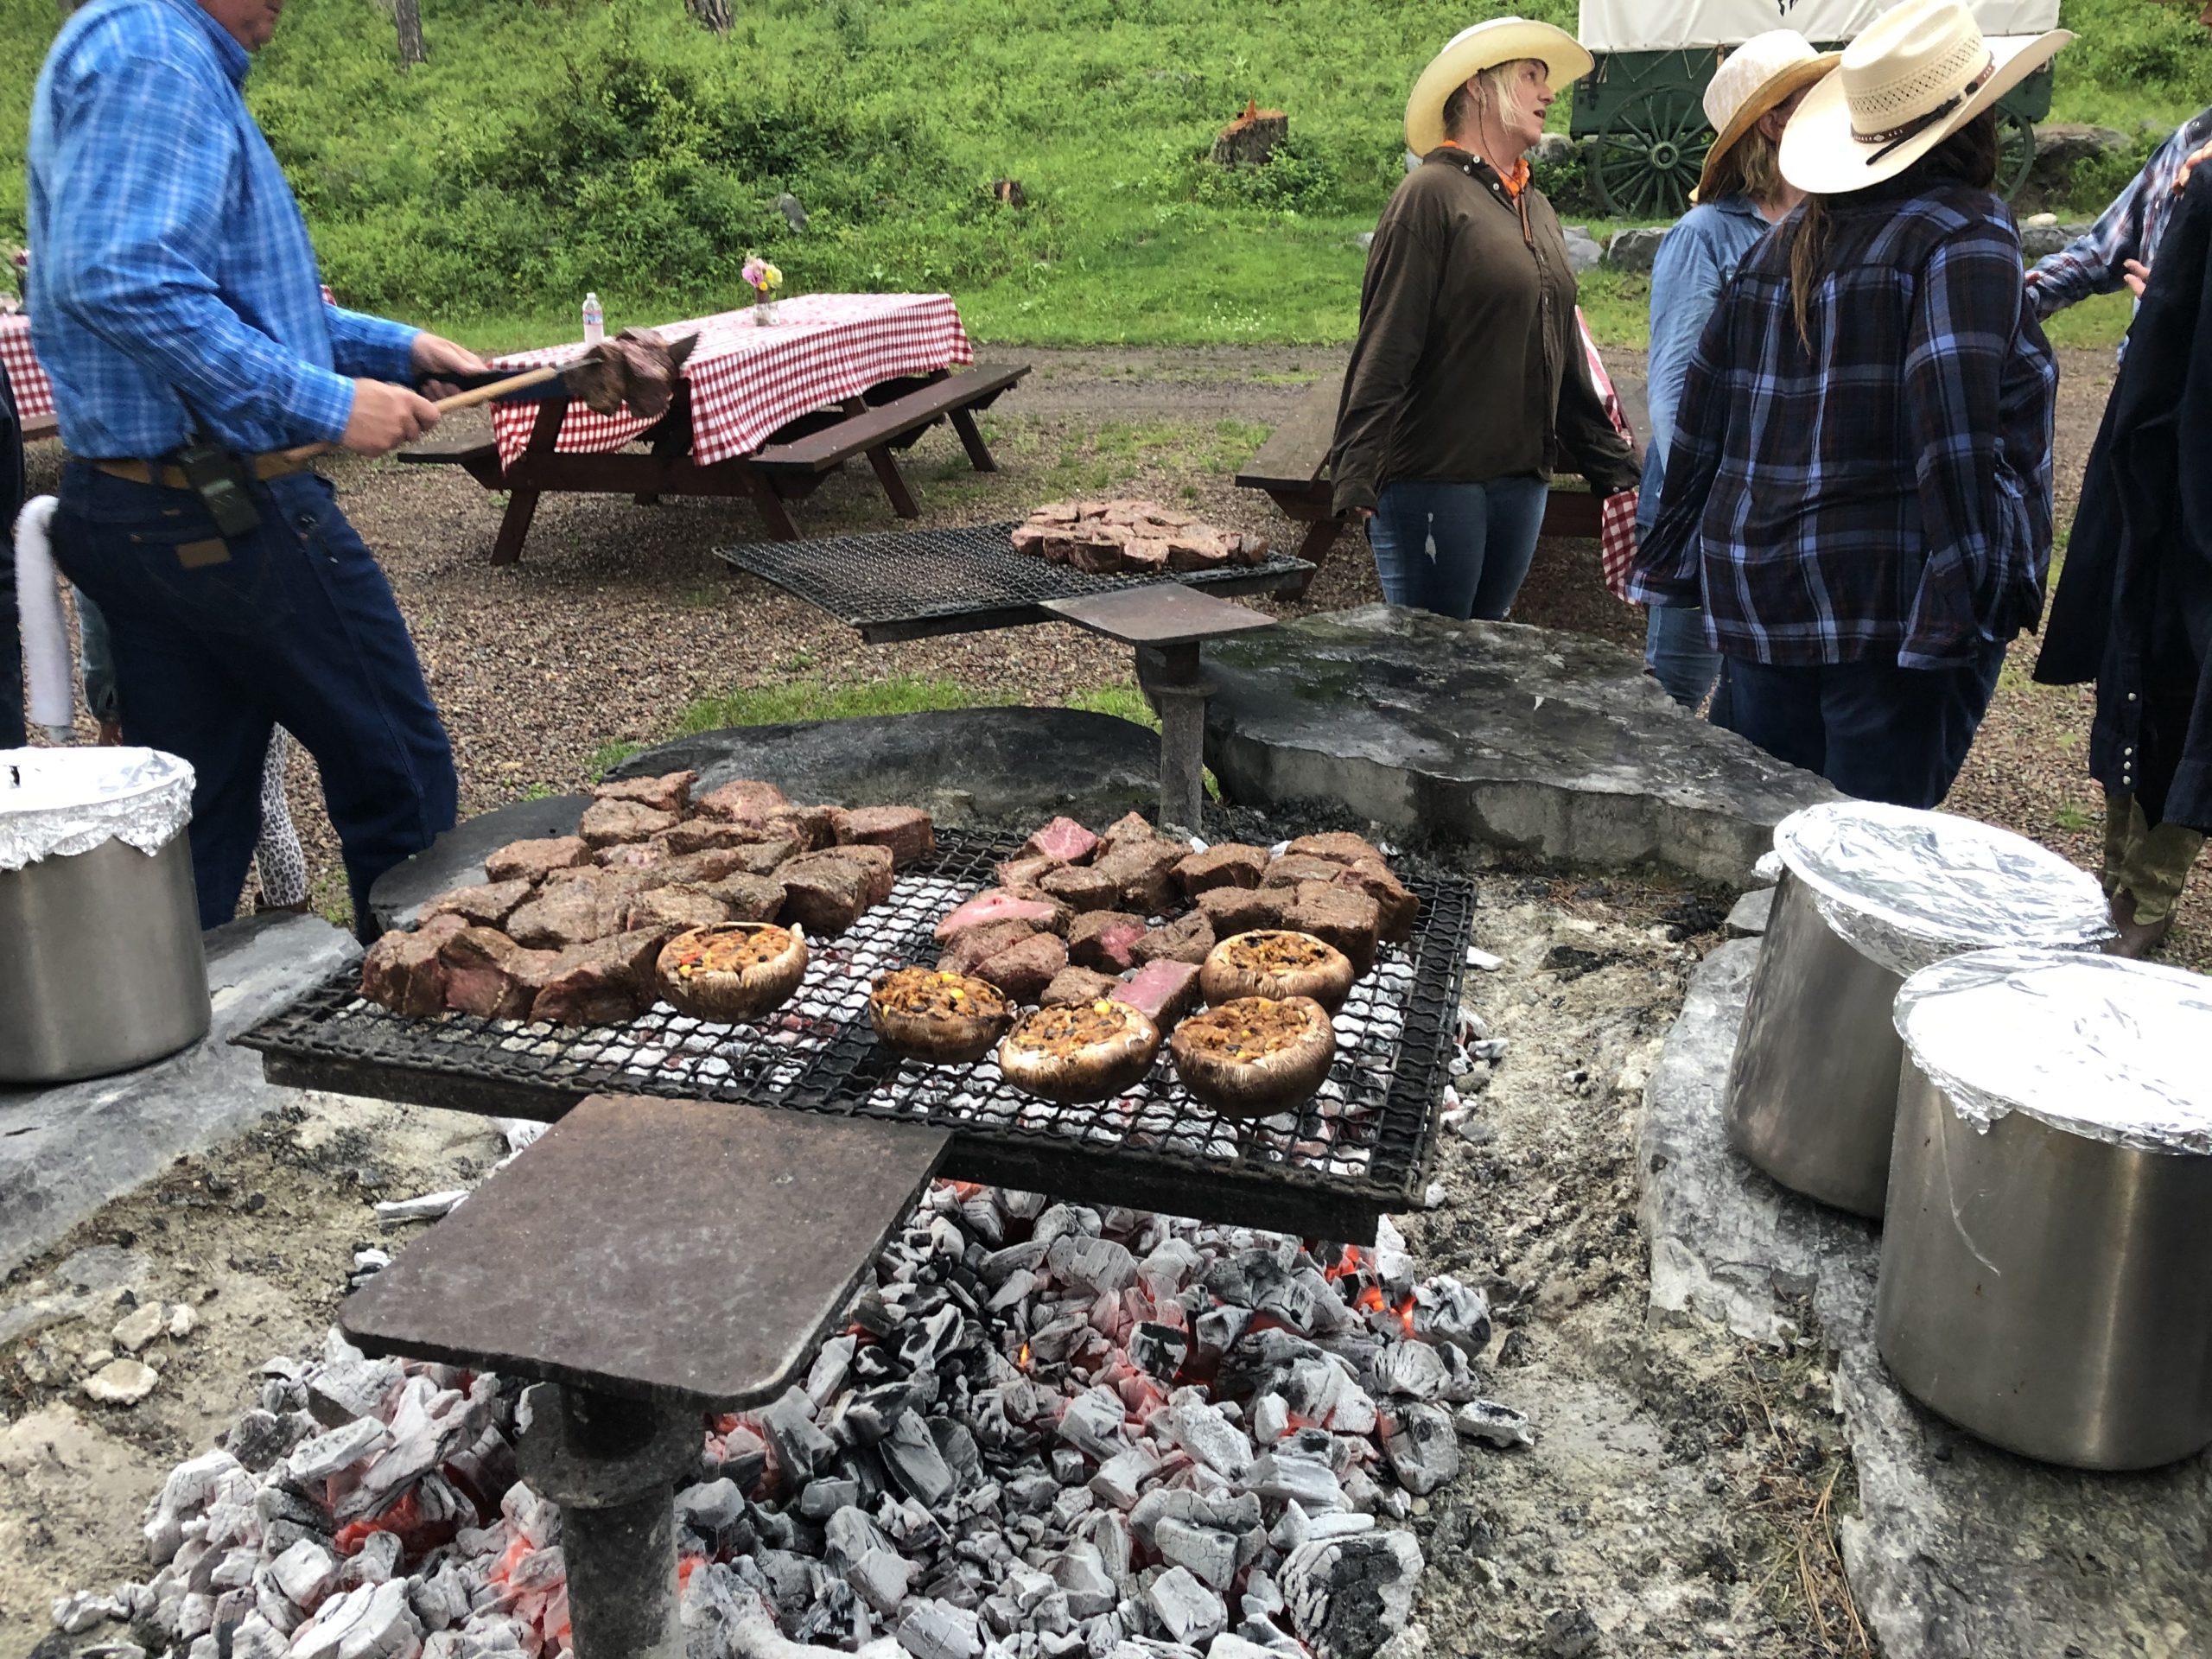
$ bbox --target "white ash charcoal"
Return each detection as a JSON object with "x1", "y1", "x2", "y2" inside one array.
[
  {"x1": 1341, "y1": 1465, "x2": 1388, "y2": 1515},
  {"x1": 899, "y1": 1306, "x2": 967, "y2": 1370},
  {"x1": 1406, "y1": 1276, "x2": 1490, "y2": 1357},
  {"x1": 932, "y1": 1418, "x2": 985, "y2": 1487},
  {"x1": 270, "y1": 1535, "x2": 339, "y2": 1610},
  {"x1": 410, "y1": 1562, "x2": 471, "y2": 1633},
  {"x1": 1057, "y1": 1385, "x2": 1129, "y2": 1460},
  {"x1": 1087, "y1": 1443, "x2": 1160, "y2": 1510},
  {"x1": 1049, "y1": 1545, "x2": 1117, "y2": 1620},
  {"x1": 677, "y1": 1477, "x2": 746, "y2": 1538},
  {"x1": 1370, "y1": 1342, "x2": 1448, "y2": 1403},
  {"x1": 1249, "y1": 1451, "x2": 1344, "y2": 1512},
  {"x1": 880, "y1": 1410, "x2": 957, "y2": 1506},
  {"x1": 142, "y1": 1448, "x2": 242, "y2": 1566},
  {"x1": 287, "y1": 1415, "x2": 395, "y2": 1484},
  {"x1": 1007, "y1": 1470, "x2": 1060, "y2": 1513},
  {"x1": 51, "y1": 1589, "x2": 127, "y2": 1633},
  {"x1": 222, "y1": 1407, "x2": 302, "y2": 1473},
  {"x1": 1453, "y1": 1400, "x2": 1535, "y2": 1449},
  {"x1": 251, "y1": 1563, "x2": 304, "y2": 1636},
  {"x1": 226, "y1": 1612, "x2": 289, "y2": 1659},
  {"x1": 988, "y1": 1268, "x2": 1041, "y2": 1313},
  {"x1": 1048, "y1": 1234, "x2": 1136, "y2": 1295},
  {"x1": 1160, "y1": 1397, "x2": 1251, "y2": 1480},
  {"x1": 807, "y1": 1334, "x2": 858, "y2": 1407},
  {"x1": 760, "y1": 1387, "x2": 840, "y2": 1482},
  {"x1": 1210, "y1": 1637, "x2": 1287, "y2": 1659},
  {"x1": 306, "y1": 1357, "x2": 402, "y2": 1428},
  {"x1": 1280, "y1": 1530, "x2": 1424, "y2": 1659},
  {"x1": 1307, "y1": 1512, "x2": 1377, "y2": 1543},
  {"x1": 1152, "y1": 1518, "x2": 1238, "y2": 1591},
  {"x1": 1191, "y1": 1306, "x2": 1250, "y2": 1367},
  {"x1": 1050, "y1": 1484, "x2": 1096, "y2": 1529},
  {"x1": 1468, "y1": 1038, "x2": 1508, "y2": 1064},
  {"x1": 1050, "y1": 1447, "x2": 1088, "y2": 1485},
  {"x1": 1033, "y1": 1204, "x2": 1101, "y2": 1249},
  {"x1": 341, "y1": 1529, "x2": 404, "y2": 1589},
  {"x1": 1249, "y1": 1395, "x2": 1290, "y2": 1445},
  {"x1": 800, "y1": 1475, "x2": 861, "y2": 1520},
  {"x1": 1136, "y1": 1239, "x2": 1202, "y2": 1301},
  {"x1": 1146, "y1": 1567, "x2": 1226, "y2": 1647},
  {"x1": 289, "y1": 1579, "x2": 423, "y2": 1659},
  {"x1": 899, "y1": 1596, "x2": 984, "y2": 1659},
  {"x1": 1377, "y1": 1403, "x2": 1459, "y2": 1495},
  {"x1": 1074, "y1": 1510, "x2": 1134, "y2": 1582}
]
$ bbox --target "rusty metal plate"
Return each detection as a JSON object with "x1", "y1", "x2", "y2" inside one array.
[
  {"x1": 1041, "y1": 585, "x2": 1278, "y2": 648},
  {"x1": 340, "y1": 1095, "x2": 947, "y2": 1411}
]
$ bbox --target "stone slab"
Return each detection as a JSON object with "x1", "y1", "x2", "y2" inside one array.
[
  {"x1": 1201, "y1": 607, "x2": 1838, "y2": 887},
  {"x1": 370, "y1": 793, "x2": 589, "y2": 931},
  {"x1": 0, "y1": 913, "x2": 359, "y2": 1274},
  {"x1": 1637, "y1": 941, "x2": 2212, "y2": 1659},
  {"x1": 1723, "y1": 886, "x2": 1774, "y2": 938}
]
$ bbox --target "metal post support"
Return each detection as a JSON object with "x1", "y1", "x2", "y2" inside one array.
[
  {"x1": 518, "y1": 1385, "x2": 701, "y2": 1659},
  {"x1": 1138, "y1": 642, "x2": 1211, "y2": 836}
]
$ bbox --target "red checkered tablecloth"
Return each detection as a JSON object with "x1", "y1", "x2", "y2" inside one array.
[
  {"x1": 0, "y1": 315, "x2": 56, "y2": 422},
  {"x1": 486, "y1": 293, "x2": 976, "y2": 469},
  {"x1": 1576, "y1": 309, "x2": 1642, "y2": 601}
]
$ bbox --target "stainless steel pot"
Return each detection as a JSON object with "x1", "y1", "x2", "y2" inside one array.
[
  {"x1": 1878, "y1": 1056, "x2": 2212, "y2": 1470},
  {"x1": 0, "y1": 761, "x2": 210, "y2": 1084},
  {"x1": 1726, "y1": 870, "x2": 1904, "y2": 1217}
]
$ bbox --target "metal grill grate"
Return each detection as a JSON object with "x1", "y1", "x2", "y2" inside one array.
[
  {"x1": 238, "y1": 834, "x2": 1471, "y2": 1238},
  {"x1": 713, "y1": 523, "x2": 1314, "y2": 643}
]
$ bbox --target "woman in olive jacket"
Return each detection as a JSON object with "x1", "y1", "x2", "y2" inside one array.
[{"x1": 1332, "y1": 18, "x2": 1639, "y2": 621}]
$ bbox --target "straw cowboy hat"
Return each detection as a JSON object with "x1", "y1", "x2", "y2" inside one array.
[
  {"x1": 1779, "y1": 0, "x2": 2069, "y2": 195},
  {"x1": 1404, "y1": 17, "x2": 1593, "y2": 157},
  {"x1": 1694, "y1": 31, "x2": 1840, "y2": 203}
]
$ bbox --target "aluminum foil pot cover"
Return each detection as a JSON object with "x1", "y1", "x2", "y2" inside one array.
[
  {"x1": 0, "y1": 746, "x2": 195, "y2": 874},
  {"x1": 1771, "y1": 801, "x2": 2113, "y2": 976},
  {"x1": 1894, "y1": 948, "x2": 2212, "y2": 1156}
]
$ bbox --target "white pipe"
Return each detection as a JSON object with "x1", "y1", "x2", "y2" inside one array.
[{"x1": 13, "y1": 495, "x2": 72, "y2": 741}]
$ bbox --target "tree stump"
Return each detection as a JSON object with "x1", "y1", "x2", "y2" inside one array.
[
  {"x1": 686, "y1": 0, "x2": 734, "y2": 33},
  {"x1": 1211, "y1": 99, "x2": 1287, "y2": 168},
  {"x1": 394, "y1": 0, "x2": 425, "y2": 66}
]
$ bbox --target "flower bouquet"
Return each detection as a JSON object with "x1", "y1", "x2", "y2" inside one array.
[{"x1": 742, "y1": 255, "x2": 784, "y2": 324}]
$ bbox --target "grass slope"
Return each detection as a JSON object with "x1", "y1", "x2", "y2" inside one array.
[{"x1": 0, "y1": 0, "x2": 2204, "y2": 347}]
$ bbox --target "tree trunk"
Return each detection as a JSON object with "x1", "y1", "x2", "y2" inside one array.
[
  {"x1": 685, "y1": 0, "x2": 734, "y2": 32},
  {"x1": 394, "y1": 0, "x2": 425, "y2": 67}
]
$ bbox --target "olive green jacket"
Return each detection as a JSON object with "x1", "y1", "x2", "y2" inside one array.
[{"x1": 1330, "y1": 149, "x2": 1640, "y2": 516}]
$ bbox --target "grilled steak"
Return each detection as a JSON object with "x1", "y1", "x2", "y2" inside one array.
[
  {"x1": 590, "y1": 769, "x2": 697, "y2": 815},
  {"x1": 1133, "y1": 909, "x2": 1215, "y2": 968},
  {"x1": 936, "y1": 888, "x2": 1065, "y2": 943},
  {"x1": 360, "y1": 913, "x2": 467, "y2": 1014},
  {"x1": 838, "y1": 805, "x2": 936, "y2": 868},
  {"x1": 1097, "y1": 812, "x2": 1160, "y2": 855},
  {"x1": 579, "y1": 798, "x2": 679, "y2": 848},
  {"x1": 658, "y1": 818, "x2": 775, "y2": 857},
  {"x1": 997, "y1": 854, "x2": 1062, "y2": 890},
  {"x1": 1069, "y1": 911, "x2": 1149, "y2": 973},
  {"x1": 973, "y1": 932, "x2": 1069, "y2": 1003},
  {"x1": 1275, "y1": 882, "x2": 1382, "y2": 974},
  {"x1": 1042, "y1": 966, "x2": 1122, "y2": 1007},
  {"x1": 766, "y1": 804, "x2": 840, "y2": 851},
  {"x1": 484, "y1": 836, "x2": 592, "y2": 884},
  {"x1": 778, "y1": 846, "x2": 894, "y2": 935},
  {"x1": 700, "y1": 874, "x2": 787, "y2": 923},
  {"x1": 595, "y1": 842, "x2": 669, "y2": 874},
  {"x1": 440, "y1": 927, "x2": 563, "y2": 1020},
  {"x1": 1332, "y1": 860, "x2": 1418, "y2": 941},
  {"x1": 1261, "y1": 854, "x2": 1347, "y2": 889},
  {"x1": 1023, "y1": 817, "x2": 1099, "y2": 864},
  {"x1": 939, "y1": 918, "x2": 1039, "y2": 977},
  {"x1": 1093, "y1": 838, "x2": 1184, "y2": 914},
  {"x1": 1039, "y1": 864, "x2": 1122, "y2": 912},
  {"x1": 1196, "y1": 884, "x2": 1276, "y2": 938},
  {"x1": 419, "y1": 878, "x2": 535, "y2": 930},
  {"x1": 656, "y1": 848, "x2": 766, "y2": 887},
  {"x1": 696, "y1": 778, "x2": 790, "y2": 823},
  {"x1": 506, "y1": 876, "x2": 618, "y2": 950},
  {"x1": 622, "y1": 885, "x2": 731, "y2": 936},
  {"x1": 531, "y1": 931, "x2": 663, "y2": 1026},
  {"x1": 1111, "y1": 959, "x2": 1202, "y2": 1029},
  {"x1": 1285, "y1": 831, "x2": 1389, "y2": 868},
  {"x1": 1174, "y1": 843, "x2": 1269, "y2": 896}
]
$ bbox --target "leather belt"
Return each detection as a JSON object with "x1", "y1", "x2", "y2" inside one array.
[{"x1": 84, "y1": 453, "x2": 314, "y2": 489}]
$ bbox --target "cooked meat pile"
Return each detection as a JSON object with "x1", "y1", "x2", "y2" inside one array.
[
  {"x1": 1009, "y1": 499, "x2": 1272, "y2": 576},
  {"x1": 358, "y1": 772, "x2": 934, "y2": 1026}
]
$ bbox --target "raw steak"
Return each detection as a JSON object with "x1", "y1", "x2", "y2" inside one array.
[
  {"x1": 359, "y1": 913, "x2": 467, "y2": 1015},
  {"x1": 1225, "y1": 530, "x2": 1271, "y2": 566},
  {"x1": 766, "y1": 805, "x2": 840, "y2": 852},
  {"x1": 779, "y1": 846, "x2": 894, "y2": 936},
  {"x1": 1261, "y1": 854, "x2": 1348, "y2": 889},
  {"x1": 668, "y1": 831, "x2": 797, "y2": 874},
  {"x1": 935, "y1": 888, "x2": 1065, "y2": 943},
  {"x1": 595, "y1": 842, "x2": 669, "y2": 874},
  {"x1": 590, "y1": 770, "x2": 697, "y2": 814},
  {"x1": 1039, "y1": 864, "x2": 1122, "y2": 912},
  {"x1": 974, "y1": 933, "x2": 1069, "y2": 1003},
  {"x1": 579, "y1": 798, "x2": 679, "y2": 849},
  {"x1": 622, "y1": 885, "x2": 730, "y2": 936},
  {"x1": 1165, "y1": 533, "x2": 1229, "y2": 572},
  {"x1": 839, "y1": 805, "x2": 936, "y2": 868},
  {"x1": 700, "y1": 874, "x2": 787, "y2": 923},
  {"x1": 1133, "y1": 910, "x2": 1214, "y2": 967},
  {"x1": 484, "y1": 836, "x2": 591, "y2": 884},
  {"x1": 1011, "y1": 525, "x2": 1051, "y2": 556},
  {"x1": 1286, "y1": 831, "x2": 1389, "y2": 868},
  {"x1": 696, "y1": 779, "x2": 790, "y2": 823},
  {"x1": 440, "y1": 928, "x2": 562, "y2": 1020},
  {"x1": 1276, "y1": 881, "x2": 1382, "y2": 974},
  {"x1": 420, "y1": 879, "x2": 534, "y2": 929},
  {"x1": 939, "y1": 918, "x2": 1039, "y2": 977},
  {"x1": 1023, "y1": 817, "x2": 1099, "y2": 864},
  {"x1": 1121, "y1": 537, "x2": 1171, "y2": 575},
  {"x1": 531, "y1": 931, "x2": 662, "y2": 1026},
  {"x1": 1175, "y1": 843, "x2": 1269, "y2": 896},
  {"x1": 1069, "y1": 911, "x2": 1149, "y2": 973},
  {"x1": 659, "y1": 819, "x2": 773, "y2": 857},
  {"x1": 1042, "y1": 966, "x2": 1122, "y2": 1007},
  {"x1": 1066, "y1": 530, "x2": 1124, "y2": 575},
  {"x1": 1196, "y1": 885, "x2": 1276, "y2": 938},
  {"x1": 1093, "y1": 839, "x2": 1184, "y2": 915},
  {"x1": 1097, "y1": 812, "x2": 1160, "y2": 854},
  {"x1": 997, "y1": 855, "x2": 1062, "y2": 890},
  {"x1": 1110, "y1": 959, "x2": 1202, "y2": 1029},
  {"x1": 1333, "y1": 860, "x2": 1419, "y2": 942},
  {"x1": 506, "y1": 877, "x2": 618, "y2": 950}
]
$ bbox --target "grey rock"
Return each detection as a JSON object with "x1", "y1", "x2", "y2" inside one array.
[
  {"x1": 2020, "y1": 219, "x2": 2095, "y2": 260},
  {"x1": 1204, "y1": 607, "x2": 1839, "y2": 887},
  {"x1": 1724, "y1": 885, "x2": 1775, "y2": 938},
  {"x1": 1539, "y1": 1607, "x2": 1599, "y2": 1658},
  {"x1": 110, "y1": 1300, "x2": 167, "y2": 1353},
  {"x1": 1637, "y1": 938, "x2": 2212, "y2": 1657},
  {"x1": 2030, "y1": 124, "x2": 2128, "y2": 192},
  {"x1": 81, "y1": 1357, "x2": 159, "y2": 1405},
  {"x1": 1453, "y1": 1400, "x2": 1535, "y2": 1449},
  {"x1": 1605, "y1": 226, "x2": 1668, "y2": 272},
  {"x1": 1531, "y1": 132, "x2": 1578, "y2": 169},
  {"x1": 0, "y1": 912, "x2": 360, "y2": 1274},
  {"x1": 1378, "y1": 1404, "x2": 1459, "y2": 1495},
  {"x1": 51, "y1": 1589, "x2": 127, "y2": 1633},
  {"x1": 775, "y1": 192, "x2": 810, "y2": 232},
  {"x1": 1560, "y1": 224, "x2": 1604, "y2": 275}
]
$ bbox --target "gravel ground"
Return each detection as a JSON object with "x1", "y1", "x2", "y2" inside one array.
[{"x1": 22, "y1": 342, "x2": 2194, "y2": 965}]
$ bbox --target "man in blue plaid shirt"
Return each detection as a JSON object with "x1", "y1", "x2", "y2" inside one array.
[
  {"x1": 29, "y1": 0, "x2": 486, "y2": 938},
  {"x1": 2024, "y1": 109, "x2": 2212, "y2": 321}
]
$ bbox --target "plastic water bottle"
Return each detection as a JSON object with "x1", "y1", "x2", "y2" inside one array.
[{"x1": 582, "y1": 291, "x2": 604, "y2": 346}]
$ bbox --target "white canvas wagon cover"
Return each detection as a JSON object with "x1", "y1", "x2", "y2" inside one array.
[{"x1": 1578, "y1": 0, "x2": 2062, "y2": 54}]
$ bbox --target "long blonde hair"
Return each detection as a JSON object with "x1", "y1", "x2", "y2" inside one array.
[{"x1": 1440, "y1": 58, "x2": 1539, "y2": 147}]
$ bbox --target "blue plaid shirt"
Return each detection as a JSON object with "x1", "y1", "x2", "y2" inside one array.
[
  {"x1": 26, "y1": 0, "x2": 418, "y2": 458},
  {"x1": 1631, "y1": 179, "x2": 2056, "y2": 672},
  {"x1": 2026, "y1": 107, "x2": 2212, "y2": 320}
]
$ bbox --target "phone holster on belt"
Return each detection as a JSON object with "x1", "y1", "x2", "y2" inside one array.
[{"x1": 169, "y1": 435, "x2": 263, "y2": 538}]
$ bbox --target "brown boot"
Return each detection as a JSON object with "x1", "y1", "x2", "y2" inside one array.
[{"x1": 2106, "y1": 888, "x2": 2175, "y2": 960}]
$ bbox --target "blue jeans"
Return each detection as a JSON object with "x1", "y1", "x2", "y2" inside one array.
[
  {"x1": 51, "y1": 463, "x2": 456, "y2": 936},
  {"x1": 1710, "y1": 642, "x2": 2009, "y2": 810},
  {"x1": 1645, "y1": 605, "x2": 1721, "y2": 710},
  {"x1": 1367, "y1": 476, "x2": 1550, "y2": 621}
]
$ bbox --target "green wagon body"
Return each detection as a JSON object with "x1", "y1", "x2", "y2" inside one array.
[{"x1": 1568, "y1": 49, "x2": 2053, "y2": 217}]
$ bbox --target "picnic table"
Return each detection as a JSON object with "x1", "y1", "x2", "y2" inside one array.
[
  {"x1": 0, "y1": 314, "x2": 61, "y2": 442},
  {"x1": 405, "y1": 293, "x2": 1027, "y2": 564}
]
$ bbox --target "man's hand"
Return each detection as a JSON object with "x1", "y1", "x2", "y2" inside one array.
[
  {"x1": 409, "y1": 331, "x2": 488, "y2": 400},
  {"x1": 2123, "y1": 257, "x2": 2152, "y2": 299},
  {"x1": 2177, "y1": 137, "x2": 2212, "y2": 195},
  {"x1": 341, "y1": 378, "x2": 441, "y2": 456}
]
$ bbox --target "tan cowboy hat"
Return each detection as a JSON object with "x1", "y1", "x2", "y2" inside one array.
[
  {"x1": 1404, "y1": 17, "x2": 1593, "y2": 157},
  {"x1": 1694, "y1": 31, "x2": 1840, "y2": 203},
  {"x1": 1779, "y1": 0, "x2": 2069, "y2": 195}
]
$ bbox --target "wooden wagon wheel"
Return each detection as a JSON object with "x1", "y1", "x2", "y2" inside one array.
[
  {"x1": 1996, "y1": 107, "x2": 2037, "y2": 202},
  {"x1": 1590, "y1": 99, "x2": 1711, "y2": 219}
]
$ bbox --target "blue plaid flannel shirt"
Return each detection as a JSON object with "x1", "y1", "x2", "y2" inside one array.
[
  {"x1": 2026, "y1": 107, "x2": 2212, "y2": 320},
  {"x1": 1630, "y1": 179, "x2": 2056, "y2": 672},
  {"x1": 26, "y1": 0, "x2": 418, "y2": 458}
]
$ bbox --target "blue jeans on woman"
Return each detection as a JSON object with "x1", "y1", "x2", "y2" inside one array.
[
  {"x1": 1644, "y1": 604, "x2": 1721, "y2": 709},
  {"x1": 1367, "y1": 476, "x2": 1550, "y2": 621}
]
